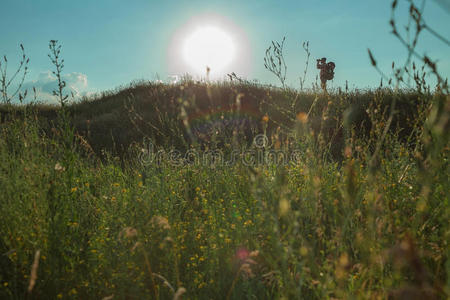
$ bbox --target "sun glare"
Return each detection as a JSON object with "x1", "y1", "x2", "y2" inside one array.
[
  {"x1": 183, "y1": 26, "x2": 235, "y2": 75},
  {"x1": 168, "y1": 13, "x2": 251, "y2": 79}
]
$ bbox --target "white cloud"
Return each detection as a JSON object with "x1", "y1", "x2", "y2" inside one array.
[{"x1": 21, "y1": 71, "x2": 90, "y2": 104}]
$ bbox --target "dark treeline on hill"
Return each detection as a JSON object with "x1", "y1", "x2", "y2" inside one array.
[{"x1": 0, "y1": 80, "x2": 430, "y2": 160}]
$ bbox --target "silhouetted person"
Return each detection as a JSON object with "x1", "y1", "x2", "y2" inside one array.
[{"x1": 316, "y1": 57, "x2": 335, "y2": 91}]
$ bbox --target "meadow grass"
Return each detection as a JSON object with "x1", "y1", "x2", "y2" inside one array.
[{"x1": 0, "y1": 80, "x2": 448, "y2": 299}]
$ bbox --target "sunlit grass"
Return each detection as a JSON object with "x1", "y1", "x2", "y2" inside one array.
[{"x1": 0, "y1": 81, "x2": 448, "y2": 299}]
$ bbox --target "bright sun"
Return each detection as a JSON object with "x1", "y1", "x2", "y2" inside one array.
[
  {"x1": 183, "y1": 26, "x2": 235, "y2": 75},
  {"x1": 168, "y1": 14, "x2": 251, "y2": 80}
]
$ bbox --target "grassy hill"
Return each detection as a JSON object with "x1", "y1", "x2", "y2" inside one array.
[
  {"x1": 0, "y1": 81, "x2": 448, "y2": 299},
  {"x1": 0, "y1": 80, "x2": 429, "y2": 159}
]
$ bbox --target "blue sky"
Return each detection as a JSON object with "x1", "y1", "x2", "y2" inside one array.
[{"x1": 1, "y1": 0, "x2": 449, "y2": 101}]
